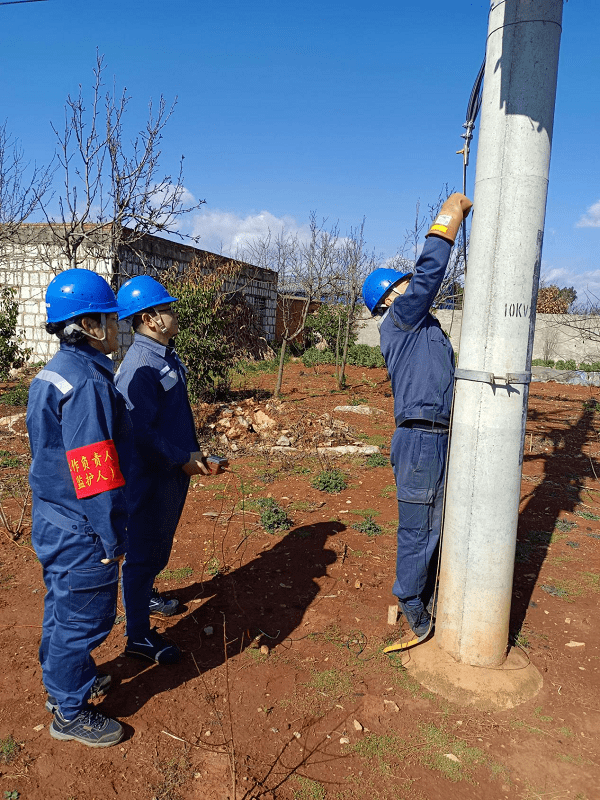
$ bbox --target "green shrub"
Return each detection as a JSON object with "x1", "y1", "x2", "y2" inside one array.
[
  {"x1": 301, "y1": 343, "x2": 385, "y2": 369},
  {"x1": 255, "y1": 498, "x2": 291, "y2": 533},
  {"x1": 0, "y1": 383, "x2": 29, "y2": 406},
  {"x1": 532, "y1": 358, "x2": 556, "y2": 368},
  {"x1": 305, "y1": 303, "x2": 357, "y2": 351},
  {"x1": 583, "y1": 398, "x2": 600, "y2": 412},
  {"x1": 311, "y1": 468, "x2": 347, "y2": 493},
  {"x1": 162, "y1": 264, "x2": 237, "y2": 400},
  {"x1": 0, "y1": 287, "x2": 31, "y2": 380},
  {"x1": 365, "y1": 452, "x2": 388, "y2": 468},
  {"x1": 555, "y1": 359, "x2": 577, "y2": 371},
  {"x1": 301, "y1": 347, "x2": 335, "y2": 367},
  {"x1": 346, "y1": 344, "x2": 386, "y2": 368},
  {"x1": 579, "y1": 362, "x2": 600, "y2": 373},
  {"x1": 351, "y1": 515, "x2": 383, "y2": 536}
]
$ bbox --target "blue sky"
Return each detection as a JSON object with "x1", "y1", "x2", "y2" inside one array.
[{"x1": 1, "y1": 0, "x2": 598, "y2": 301}]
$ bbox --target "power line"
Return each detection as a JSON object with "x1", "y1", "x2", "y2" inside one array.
[{"x1": 0, "y1": 0, "x2": 48, "y2": 5}]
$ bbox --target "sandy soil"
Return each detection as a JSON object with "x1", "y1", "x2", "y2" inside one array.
[{"x1": 0, "y1": 363, "x2": 598, "y2": 800}]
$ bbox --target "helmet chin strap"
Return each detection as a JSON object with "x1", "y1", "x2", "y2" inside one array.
[
  {"x1": 150, "y1": 308, "x2": 168, "y2": 334},
  {"x1": 64, "y1": 313, "x2": 111, "y2": 353}
]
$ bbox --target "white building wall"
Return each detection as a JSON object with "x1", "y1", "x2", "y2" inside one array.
[
  {"x1": 1, "y1": 229, "x2": 277, "y2": 365},
  {"x1": 356, "y1": 307, "x2": 600, "y2": 364}
]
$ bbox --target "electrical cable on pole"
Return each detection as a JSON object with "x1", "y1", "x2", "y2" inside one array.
[{"x1": 457, "y1": 59, "x2": 485, "y2": 274}]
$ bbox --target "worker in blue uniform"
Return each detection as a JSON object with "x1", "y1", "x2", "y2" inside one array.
[
  {"x1": 362, "y1": 193, "x2": 473, "y2": 639},
  {"x1": 27, "y1": 269, "x2": 131, "y2": 747},
  {"x1": 115, "y1": 275, "x2": 209, "y2": 664}
]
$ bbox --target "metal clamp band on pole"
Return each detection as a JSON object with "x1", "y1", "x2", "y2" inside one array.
[{"x1": 454, "y1": 368, "x2": 531, "y2": 386}]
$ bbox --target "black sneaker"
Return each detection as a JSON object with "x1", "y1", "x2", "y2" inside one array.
[
  {"x1": 45, "y1": 673, "x2": 112, "y2": 713},
  {"x1": 125, "y1": 629, "x2": 180, "y2": 664},
  {"x1": 399, "y1": 599, "x2": 433, "y2": 638},
  {"x1": 149, "y1": 587, "x2": 179, "y2": 617},
  {"x1": 49, "y1": 707, "x2": 123, "y2": 747}
]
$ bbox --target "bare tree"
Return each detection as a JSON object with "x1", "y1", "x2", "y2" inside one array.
[
  {"x1": 0, "y1": 120, "x2": 51, "y2": 265},
  {"x1": 242, "y1": 214, "x2": 339, "y2": 397},
  {"x1": 388, "y1": 186, "x2": 467, "y2": 312},
  {"x1": 331, "y1": 220, "x2": 380, "y2": 389},
  {"x1": 38, "y1": 53, "x2": 204, "y2": 275}
]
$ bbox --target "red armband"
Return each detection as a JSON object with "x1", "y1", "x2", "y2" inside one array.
[{"x1": 66, "y1": 439, "x2": 126, "y2": 499}]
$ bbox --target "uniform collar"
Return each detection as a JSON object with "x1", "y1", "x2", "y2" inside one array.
[
  {"x1": 376, "y1": 308, "x2": 390, "y2": 330},
  {"x1": 134, "y1": 331, "x2": 176, "y2": 357},
  {"x1": 60, "y1": 341, "x2": 116, "y2": 376}
]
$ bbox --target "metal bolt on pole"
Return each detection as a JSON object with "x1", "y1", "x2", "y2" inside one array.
[{"x1": 436, "y1": 0, "x2": 564, "y2": 667}]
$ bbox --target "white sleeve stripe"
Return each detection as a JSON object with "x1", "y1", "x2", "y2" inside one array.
[{"x1": 36, "y1": 369, "x2": 73, "y2": 395}]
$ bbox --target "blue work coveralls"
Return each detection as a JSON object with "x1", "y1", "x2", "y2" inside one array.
[
  {"x1": 378, "y1": 236, "x2": 454, "y2": 606},
  {"x1": 115, "y1": 333, "x2": 199, "y2": 638},
  {"x1": 26, "y1": 343, "x2": 131, "y2": 719}
]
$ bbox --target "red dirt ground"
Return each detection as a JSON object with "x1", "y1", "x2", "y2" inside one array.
[{"x1": 0, "y1": 363, "x2": 599, "y2": 800}]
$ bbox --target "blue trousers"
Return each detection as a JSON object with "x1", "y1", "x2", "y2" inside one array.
[
  {"x1": 33, "y1": 502, "x2": 118, "y2": 719},
  {"x1": 122, "y1": 469, "x2": 189, "y2": 638},
  {"x1": 390, "y1": 426, "x2": 448, "y2": 603}
]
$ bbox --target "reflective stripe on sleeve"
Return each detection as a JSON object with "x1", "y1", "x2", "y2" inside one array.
[{"x1": 36, "y1": 370, "x2": 74, "y2": 395}]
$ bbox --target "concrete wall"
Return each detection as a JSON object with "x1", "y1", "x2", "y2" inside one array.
[
  {"x1": 1, "y1": 226, "x2": 277, "y2": 364},
  {"x1": 0, "y1": 235, "x2": 113, "y2": 362},
  {"x1": 356, "y1": 307, "x2": 600, "y2": 365}
]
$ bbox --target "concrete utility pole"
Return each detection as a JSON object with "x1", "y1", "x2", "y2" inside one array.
[{"x1": 436, "y1": 0, "x2": 564, "y2": 667}]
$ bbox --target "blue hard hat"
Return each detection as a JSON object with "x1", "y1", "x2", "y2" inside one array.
[
  {"x1": 362, "y1": 268, "x2": 412, "y2": 314},
  {"x1": 117, "y1": 275, "x2": 178, "y2": 320},
  {"x1": 45, "y1": 269, "x2": 119, "y2": 323}
]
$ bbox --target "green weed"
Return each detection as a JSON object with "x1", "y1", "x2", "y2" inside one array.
[
  {"x1": 512, "y1": 629, "x2": 531, "y2": 649},
  {"x1": 380, "y1": 483, "x2": 396, "y2": 499},
  {"x1": 205, "y1": 557, "x2": 221, "y2": 576},
  {"x1": 288, "y1": 500, "x2": 312, "y2": 512},
  {"x1": 151, "y1": 753, "x2": 192, "y2": 800},
  {"x1": 292, "y1": 776, "x2": 326, "y2": 800},
  {"x1": 351, "y1": 515, "x2": 383, "y2": 536},
  {"x1": 417, "y1": 723, "x2": 488, "y2": 783},
  {"x1": 0, "y1": 450, "x2": 21, "y2": 469},
  {"x1": 555, "y1": 519, "x2": 576, "y2": 532},
  {"x1": 582, "y1": 571, "x2": 600, "y2": 592},
  {"x1": 255, "y1": 498, "x2": 291, "y2": 533},
  {"x1": 157, "y1": 566, "x2": 193, "y2": 581},
  {"x1": 0, "y1": 384, "x2": 28, "y2": 406},
  {"x1": 359, "y1": 433, "x2": 387, "y2": 448},
  {"x1": 533, "y1": 706, "x2": 552, "y2": 723},
  {"x1": 311, "y1": 468, "x2": 347, "y2": 494},
  {"x1": 365, "y1": 452, "x2": 389, "y2": 468},
  {"x1": 308, "y1": 668, "x2": 352, "y2": 698},
  {"x1": 0, "y1": 735, "x2": 19, "y2": 764},
  {"x1": 576, "y1": 509, "x2": 600, "y2": 521},
  {"x1": 557, "y1": 725, "x2": 573, "y2": 737},
  {"x1": 540, "y1": 582, "x2": 572, "y2": 600},
  {"x1": 352, "y1": 732, "x2": 403, "y2": 775}
]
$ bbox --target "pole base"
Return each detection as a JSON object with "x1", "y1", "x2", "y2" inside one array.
[{"x1": 402, "y1": 639, "x2": 543, "y2": 711}]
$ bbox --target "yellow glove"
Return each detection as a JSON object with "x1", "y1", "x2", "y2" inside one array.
[{"x1": 426, "y1": 193, "x2": 473, "y2": 244}]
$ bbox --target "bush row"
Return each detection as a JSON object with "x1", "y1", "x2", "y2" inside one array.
[
  {"x1": 301, "y1": 344, "x2": 385, "y2": 369},
  {"x1": 531, "y1": 359, "x2": 600, "y2": 372}
]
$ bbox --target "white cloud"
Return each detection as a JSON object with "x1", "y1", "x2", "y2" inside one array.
[
  {"x1": 190, "y1": 208, "x2": 309, "y2": 257},
  {"x1": 576, "y1": 200, "x2": 600, "y2": 228}
]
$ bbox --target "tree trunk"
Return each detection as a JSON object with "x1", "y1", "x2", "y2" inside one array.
[
  {"x1": 274, "y1": 338, "x2": 288, "y2": 397},
  {"x1": 337, "y1": 299, "x2": 355, "y2": 390}
]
